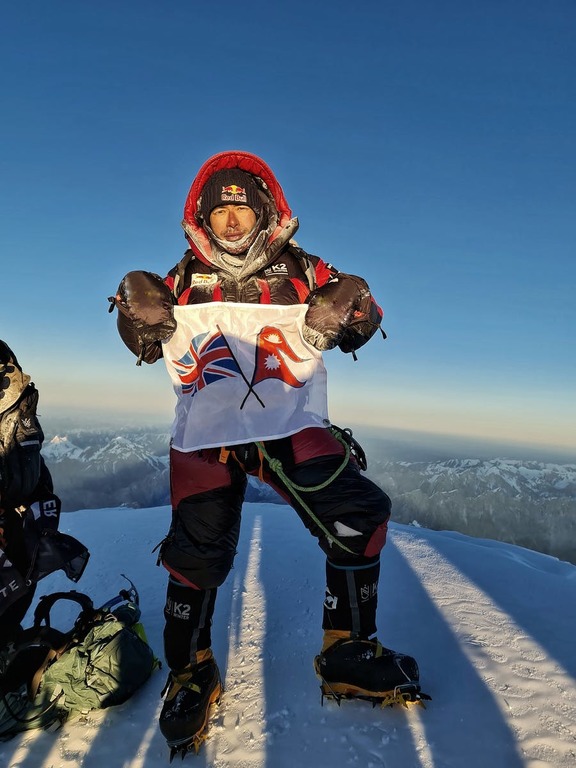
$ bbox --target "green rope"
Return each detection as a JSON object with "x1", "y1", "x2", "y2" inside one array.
[{"x1": 255, "y1": 428, "x2": 355, "y2": 554}]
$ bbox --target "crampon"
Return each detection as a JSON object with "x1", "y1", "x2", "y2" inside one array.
[
  {"x1": 160, "y1": 654, "x2": 222, "y2": 761},
  {"x1": 313, "y1": 637, "x2": 432, "y2": 710},
  {"x1": 166, "y1": 681, "x2": 221, "y2": 762},
  {"x1": 167, "y1": 718, "x2": 216, "y2": 762},
  {"x1": 316, "y1": 673, "x2": 432, "y2": 709}
]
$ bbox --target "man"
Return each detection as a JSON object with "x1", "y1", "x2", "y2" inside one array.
[
  {"x1": 0, "y1": 341, "x2": 89, "y2": 655},
  {"x1": 111, "y1": 151, "x2": 424, "y2": 756}
]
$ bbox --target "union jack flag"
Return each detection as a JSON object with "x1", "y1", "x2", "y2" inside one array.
[{"x1": 172, "y1": 331, "x2": 242, "y2": 396}]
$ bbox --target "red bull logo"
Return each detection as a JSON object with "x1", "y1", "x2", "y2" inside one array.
[{"x1": 220, "y1": 184, "x2": 248, "y2": 203}]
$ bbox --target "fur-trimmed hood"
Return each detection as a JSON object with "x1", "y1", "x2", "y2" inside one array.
[
  {"x1": 0, "y1": 341, "x2": 30, "y2": 413},
  {"x1": 181, "y1": 151, "x2": 299, "y2": 276}
]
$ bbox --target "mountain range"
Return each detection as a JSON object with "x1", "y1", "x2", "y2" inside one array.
[
  {"x1": 42, "y1": 428, "x2": 282, "y2": 513},
  {"x1": 42, "y1": 428, "x2": 576, "y2": 564},
  {"x1": 365, "y1": 456, "x2": 576, "y2": 564}
]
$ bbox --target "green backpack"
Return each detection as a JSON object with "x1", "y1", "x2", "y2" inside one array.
[{"x1": 0, "y1": 580, "x2": 159, "y2": 739}]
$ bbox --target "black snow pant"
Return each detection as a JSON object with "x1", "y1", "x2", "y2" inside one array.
[
  {"x1": 160, "y1": 427, "x2": 391, "y2": 670},
  {"x1": 0, "y1": 511, "x2": 37, "y2": 648}
]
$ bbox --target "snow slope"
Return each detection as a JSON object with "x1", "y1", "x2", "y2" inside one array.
[{"x1": 1, "y1": 503, "x2": 576, "y2": 768}]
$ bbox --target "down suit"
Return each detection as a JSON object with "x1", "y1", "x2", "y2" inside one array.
[{"x1": 113, "y1": 151, "x2": 391, "y2": 671}]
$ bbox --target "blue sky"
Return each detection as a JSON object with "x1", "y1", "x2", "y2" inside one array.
[{"x1": 1, "y1": 0, "x2": 575, "y2": 455}]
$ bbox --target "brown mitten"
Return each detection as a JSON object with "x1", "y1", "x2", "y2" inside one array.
[
  {"x1": 303, "y1": 275, "x2": 369, "y2": 351},
  {"x1": 112, "y1": 271, "x2": 176, "y2": 344}
]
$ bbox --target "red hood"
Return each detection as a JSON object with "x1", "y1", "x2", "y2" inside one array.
[{"x1": 181, "y1": 151, "x2": 294, "y2": 263}]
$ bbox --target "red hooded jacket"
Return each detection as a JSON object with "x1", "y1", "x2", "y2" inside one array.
[{"x1": 115, "y1": 151, "x2": 383, "y2": 363}]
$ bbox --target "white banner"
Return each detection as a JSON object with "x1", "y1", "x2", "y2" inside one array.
[{"x1": 162, "y1": 303, "x2": 329, "y2": 451}]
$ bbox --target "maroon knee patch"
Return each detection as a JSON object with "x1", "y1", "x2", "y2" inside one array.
[
  {"x1": 170, "y1": 447, "x2": 233, "y2": 508},
  {"x1": 364, "y1": 521, "x2": 389, "y2": 558}
]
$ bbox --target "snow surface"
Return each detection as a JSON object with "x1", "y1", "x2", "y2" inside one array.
[{"x1": 2, "y1": 503, "x2": 576, "y2": 768}]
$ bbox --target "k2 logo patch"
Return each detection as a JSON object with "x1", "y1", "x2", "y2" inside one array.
[
  {"x1": 264, "y1": 263, "x2": 289, "y2": 276},
  {"x1": 165, "y1": 597, "x2": 192, "y2": 619}
]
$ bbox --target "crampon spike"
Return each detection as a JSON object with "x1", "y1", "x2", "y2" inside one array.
[
  {"x1": 168, "y1": 731, "x2": 207, "y2": 762},
  {"x1": 317, "y1": 678, "x2": 431, "y2": 710}
]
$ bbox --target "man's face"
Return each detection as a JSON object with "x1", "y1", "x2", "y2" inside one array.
[{"x1": 209, "y1": 205, "x2": 257, "y2": 243}]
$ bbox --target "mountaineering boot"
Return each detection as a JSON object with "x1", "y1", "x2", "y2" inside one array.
[
  {"x1": 159, "y1": 649, "x2": 222, "y2": 759},
  {"x1": 314, "y1": 631, "x2": 430, "y2": 707}
]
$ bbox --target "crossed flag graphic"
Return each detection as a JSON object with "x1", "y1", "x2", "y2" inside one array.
[{"x1": 172, "y1": 325, "x2": 308, "y2": 409}]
